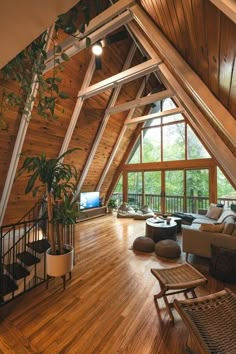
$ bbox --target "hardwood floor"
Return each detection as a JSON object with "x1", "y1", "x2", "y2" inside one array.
[{"x1": 0, "y1": 215, "x2": 236, "y2": 353}]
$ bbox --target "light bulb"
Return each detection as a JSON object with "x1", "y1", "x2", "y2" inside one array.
[{"x1": 92, "y1": 42, "x2": 103, "y2": 56}]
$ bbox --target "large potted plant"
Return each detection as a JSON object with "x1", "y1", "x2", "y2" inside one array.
[{"x1": 18, "y1": 148, "x2": 80, "y2": 282}]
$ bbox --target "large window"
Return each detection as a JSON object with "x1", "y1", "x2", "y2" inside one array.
[
  {"x1": 142, "y1": 127, "x2": 161, "y2": 162},
  {"x1": 163, "y1": 123, "x2": 185, "y2": 161},
  {"x1": 187, "y1": 126, "x2": 210, "y2": 159}
]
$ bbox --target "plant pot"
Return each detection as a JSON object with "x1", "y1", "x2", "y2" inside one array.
[{"x1": 46, "y1": 244, "x2": 74, "y2": 277}]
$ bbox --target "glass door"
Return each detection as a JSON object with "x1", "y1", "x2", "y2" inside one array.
[
  {"x1": 127, "y1": 172, "x2": 142, "y2": 210},
  {"x1": 164, "y1": 170, "x2": 184, "y2": 213},
  {"x1": 186, "y1": 169, "x2": 209, "y2": 212},
  {"x1": 144, "y1": 171, "x2": 161, "y2": 212}
]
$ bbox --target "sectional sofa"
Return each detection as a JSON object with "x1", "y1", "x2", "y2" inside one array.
[{"x1": 182, "y1": 205, "x2": 236, "y2": 260}]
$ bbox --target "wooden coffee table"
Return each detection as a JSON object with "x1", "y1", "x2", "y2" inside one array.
[{"x1": 146, "y1": 217, "x2": 177, "y2": 243}]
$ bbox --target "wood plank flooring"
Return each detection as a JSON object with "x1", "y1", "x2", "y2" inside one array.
[{"x1": 0, "y1": 214, "x2": 236, "y2": 353}]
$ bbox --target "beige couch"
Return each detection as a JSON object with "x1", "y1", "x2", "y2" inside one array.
[{"x1": 182, "y1": 207, "x2": 236, "y2": 260}]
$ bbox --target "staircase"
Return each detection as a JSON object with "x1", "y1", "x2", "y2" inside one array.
[
  {"x1": 0, "y1": 201, "x2": 75, "y2": 305},
  {"x1": 0, "y1": 202, "x2": 50, "y2": 305}
]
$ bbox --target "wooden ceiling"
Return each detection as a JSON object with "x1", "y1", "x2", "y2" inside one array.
[
  {"x1": 139, "y1": 0, "x2": 236, "y2": 118},
  {"x1": 0, "y1": 0, "x2": 235, "y2": 226}
]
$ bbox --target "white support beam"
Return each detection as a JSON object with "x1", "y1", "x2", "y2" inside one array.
[
  {"x1": 45, "y1": 10, "x2": 133, "y2": 72},
  {"x1": 59, "y1": 56, "x2": 95, "y2": 157},
  {"x1": 0, "y1": 26, "x2": 54, "y2": 226},
  {"x1": 131, "y1": 4, "x2": 236, "y2": 150},
  {"x1": 78, "y1": 58, "x2": 162, "y2": 99},
  {"x1": 106, "y1": 89, "x2": 173, "y2": 115},
  {"x1": 124, "y1": 106, "x2": 183, "y2": 125},
  {"x1": 96, "y1": 77, "x2": 146, "y2": 191},
  {"x1": 73, "y1": 44, "x2": 137, "y2": 199},
  {"x1": 209, "y1": 0, "x2": 236, "y2": 24}
]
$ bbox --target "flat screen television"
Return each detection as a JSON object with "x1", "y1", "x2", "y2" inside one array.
[{"x1": 80, "y1": 191, "x2": 100, "y2": 210}]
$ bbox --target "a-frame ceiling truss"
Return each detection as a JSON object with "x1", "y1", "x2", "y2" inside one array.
[{"x1": 1, "y1": 0, "x2": 236, "y2": 225}]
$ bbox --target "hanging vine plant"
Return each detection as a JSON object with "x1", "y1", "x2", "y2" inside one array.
[{"x1": 0, "y1": 0, "x2": 102, "y2": 130}]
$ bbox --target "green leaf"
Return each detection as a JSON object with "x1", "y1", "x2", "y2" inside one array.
[
  {"x1": 61, "y1": 52, "x2": 70, "y2": 62},
  {"x1": 59, "y1": 92, "x2": 69, "y2": 99},
  {"x1": 86, "y1": 37, "x2": 91, "y2": 48}
]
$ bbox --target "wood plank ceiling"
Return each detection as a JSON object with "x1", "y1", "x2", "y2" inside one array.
[
  {"x1": 0, "y1": 0, "x2": 235, "y2": 225},
  {"x1": 139, "y1": 0, "x2": 236, "y2": 118}
]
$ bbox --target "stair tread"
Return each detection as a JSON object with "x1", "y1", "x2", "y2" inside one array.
[
  {"x1": 5, "y1": 263, "x2": 30, "y2": 280},
  {"x1": 27, "y1": 239, "x2": 50, "y2": 253},
  {"x1": 0, "y1": 274, "x2": 18, "y2": 295},
  {"x1": 16, "y1": 251, "x2": 40, "y2": 266}
]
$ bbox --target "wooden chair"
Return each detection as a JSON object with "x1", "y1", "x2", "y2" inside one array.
[
  {"x1": 151, "y1": 263, "x2": 207, "y2": 322},
  {"x1": 174, "y1": 288, "x2": 236, "y2": 353}
]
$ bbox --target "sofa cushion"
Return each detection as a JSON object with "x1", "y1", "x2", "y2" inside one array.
[
  {"x1": 232, "y1": 227, "x2": 236, "y2": 236},
  {"x1": 206, "y1": 204, "x2": 223, "y2": 220},
  {"x1": 223, "y1": 223, "x2": 235, "y2": 235},
  {"x1": 193, "y1": 216, "x2": 216, "y2": 224},
  {"x1": 199, "y1": 223, "x2": 224, "y2": 233},
  {"x1": 217, "y1": 209, "x2": 236, "y2": 223}
]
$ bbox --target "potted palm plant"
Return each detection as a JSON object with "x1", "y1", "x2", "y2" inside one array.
[
  {"x1": 18, "y1": 148, "x2": 80, "y2": 281},
  {"x1": 107, "y1": 199, "x2": 116, "y2": 214}
]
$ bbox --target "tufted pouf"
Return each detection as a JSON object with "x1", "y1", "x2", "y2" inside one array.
[
  {"x1": 133, "y1": 236, "x2": 155, "y2": 253},
  {"x1": 155, "y1": 239, "x2": 181, "y2": 259}
]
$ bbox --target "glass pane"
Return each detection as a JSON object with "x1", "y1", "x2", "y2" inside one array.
[
  {"x1": 162, "y1": 97, "x2": 176, "y2": 110},
  {"x1": 163, "y1": 123, "x2": 185, "y2": 161},
  {"x1": 165, "y1": 170, "x2": 184, "y2": 213},
  {"x1": 142, "y1": 127, "x2": 161, "y2": 162},
  {"x1": 162, "y1": 113, "x2": 183, "y2": 124},
  {"x1": 112, "y1": 176, "x2": 123, "y2": 207},
  {"x1": 128, "y1": 172, "x2": 142, "y2": 209},
  {"x1": 144, "y1": 171, "x2": 161, "y2": 212},
  {"x1": 186, "y1": 169, "x2": 209, "y2": 213},
  {"x1": 128, "y1": 137, "x2": 140, "y2": 164},
  {"x1": 217, "y1": 167, "x2": 236, "y2": 207},
  {"x1": 187, "y1": 125, "x2": 210, "y2": 159}
]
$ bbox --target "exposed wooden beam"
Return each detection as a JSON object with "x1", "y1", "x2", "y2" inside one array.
[
  {"x1": 131, "y1": 4, "x2": 236, "y2": 152},
  {"x1": 78, "y1": 58, "x2": 162, "y2": 99},
  {"x1": 124, "y1": 107, "x2": 183, "y2": 125},
  {"x1": 59, "y1": 56, "x2": 95, "y2": 157},
  {"x1": 0, "y1": 26, "x2": 54, "y2": 226},
  {"x1": 209, "y1": 0, "x2": 236, "y2": 24},
  {"x1": 72, "y1": 43, "x2": 137, "y2": 200},
  {"x1": 124, "y1": 158, "x2": 216, "y2": 171},
  {"x1": 96, "y1": 78, "x2": 147, "y2": 191},
  {"x1": 106, "y1": 89, "x2": 173, "y2": 115},
  {"x1": 45, "y1": 10, "x2": 133, "y2": 72}
]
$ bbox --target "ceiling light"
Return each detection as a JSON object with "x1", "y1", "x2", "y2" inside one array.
[{"x1": 92, "y1": 42, "x2": 103, "y2": 56}]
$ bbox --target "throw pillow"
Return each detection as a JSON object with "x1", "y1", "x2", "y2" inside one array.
[
  {"x1": 206, "y1": 203, "x2": 223, "y2": 220},
  {"x1": 199, "y1": 223, "x2": 224, "y2": 233},
  {"x1": 218, "y1": 209, "x2": 236, "y2": 223},
  {"x1": 118, "y1": 203, "x2": 128, "y2": 212},
  {"x1": 231, "y1": 204, "x2": 236, "y2": 213},
  {"x1": 223, "y1": 223, "x2": 235, "y2": 235},
  {"x1": 140, "y1": 205, "x2": 153, "y2": 214}
]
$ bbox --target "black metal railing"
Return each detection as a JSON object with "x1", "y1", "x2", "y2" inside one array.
[
  {"x1": 111, "y1": 192, "x2": 236, "y2": 214},
  {"x1": 0, "y1": 203, "x2": 75, "y2": 305}
]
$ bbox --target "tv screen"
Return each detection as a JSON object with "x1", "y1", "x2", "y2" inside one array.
[{"x1": 80, "y1": 192, "x2": 100, "y2": 210}]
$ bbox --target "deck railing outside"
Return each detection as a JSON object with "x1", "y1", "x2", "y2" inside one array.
[{"x1": 111, "y1": 192, "x2": 236, "y2": 214}]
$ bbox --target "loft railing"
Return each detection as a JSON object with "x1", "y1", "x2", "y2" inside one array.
[{"x1": 111, "y1": 192, "x2": 236, "y2": 214}]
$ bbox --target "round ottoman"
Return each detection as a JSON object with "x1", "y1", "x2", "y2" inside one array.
[
  {"x1": 133, "y1": 236, "x2": 155, "y2": 253},
  {"x1": 155, "y1": 239, "x2": 181, "y2": 259}
]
